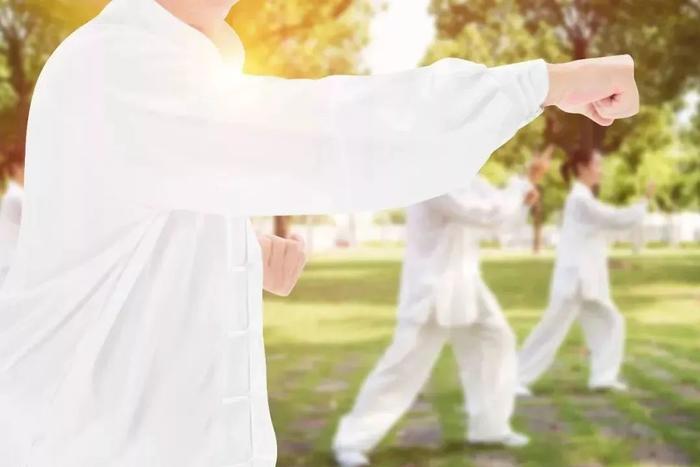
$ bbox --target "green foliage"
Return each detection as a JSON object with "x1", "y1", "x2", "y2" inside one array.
[
  {"x1": 426, "y1": 0, "x2": 700, "y2": 218},
  {"x1": 230, "y1": 0, "x2": 372, "y2": 77},
  {"x1": 673, "y1": 105, "x2": 700, "y2": 209},
  {"x1": 601, "y1": 106, "x2": 678, "y2": 210}
]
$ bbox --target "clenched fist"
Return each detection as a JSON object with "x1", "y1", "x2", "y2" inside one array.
[
  {"x1": 257, "y1": 233, "x2": 307, "y2": 296},
  {"x1": 545, "y1": 55, "x2": 639, "y2": 126}
]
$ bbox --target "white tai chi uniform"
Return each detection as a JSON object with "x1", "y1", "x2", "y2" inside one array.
[
  {"x1": 0, "y1": 0, "x2": 549, "y2": 464},
  {"x1": 334, "y1": 176, "x2": 533, "y2": 452},
  {"x1": 0, "y1": 181, "x2": 23, "y2": 284},
  {"x1": 518, "y1": 181, "x2": 647, "y2": 389}
]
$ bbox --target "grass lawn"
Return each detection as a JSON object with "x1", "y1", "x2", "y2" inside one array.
[{"x1": 262, "y1": 247, "x2": 700, "y2": 466}]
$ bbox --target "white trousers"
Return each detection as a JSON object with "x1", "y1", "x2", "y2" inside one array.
[
  {"x1": 333, "y1": 286, "x2": 517, "y2": 453},
  {"x1": 518, "y1": 291, "x2": 626, "y2": 388}
]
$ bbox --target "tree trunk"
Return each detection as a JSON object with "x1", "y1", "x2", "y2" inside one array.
[
  {"x1": 532, "y1": 200, "x2": 543, "y2": 253},
  {"x1": 1, "y1": 33, "x2": 31, "y2": 178},
  {"x1": 274, "y1": 216, "x2": 291, "y2": 238}
]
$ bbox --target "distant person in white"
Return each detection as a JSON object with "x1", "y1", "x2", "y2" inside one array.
[
  {"x1": 517, "y1": 149, "x2": 654, "y2": 396},
  {"x1": 0, "y1": 0, "x2": 640, "y2": 463},
  {"x1": 0, "y1": 165, "x2": 24, "y2": 285},
  {"x1": 333, "y1": 156, "x2": 550, "y2": 466}
]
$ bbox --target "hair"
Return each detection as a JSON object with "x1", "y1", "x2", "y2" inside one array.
[{"x1": 560, "y1": 148, "x2": 595, "y2": 185}]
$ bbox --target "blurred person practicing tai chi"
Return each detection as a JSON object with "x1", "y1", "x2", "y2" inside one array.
[
  {"x1": 0, "y1": 165, "x2": 24, "y2": 285},
  {"x1": 517, "y1": 149, "x2": 654, "y2": 396},
  {"x1": 333, "y1": 155, "x2": 550, "y2": 466},
  {"x1": 0, "y1": 0, "x2": 641, "y2": 464}
]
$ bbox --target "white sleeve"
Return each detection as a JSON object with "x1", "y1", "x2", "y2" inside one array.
[
  {"x1": 501, "y1": 175, "x2": 536, "y2": 230},
  {"x1": 48, "y1": 30, "x2": 548, "y2": 217},
  {"x1": 430, "y1": 176, "x2": 531, "y2": 229},
  {"x1": 574, "y1": 196, "x2": 648, "y2": 230}
]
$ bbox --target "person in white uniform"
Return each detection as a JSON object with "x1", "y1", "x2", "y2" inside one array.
[
  {"x1": 0, "y1": 165, "x2": 24, "y2": 284},
  {"x1": 333, "y1": 157, "x2": 551, "y2": 466},
  {"x1": 517, "y1": 149, "x2": 653, "y2": 395},
  {"x1": 0, "y1": 0, "x2": 641, "y2": 463}
]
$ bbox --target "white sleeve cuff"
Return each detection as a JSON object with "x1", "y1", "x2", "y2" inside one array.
[{"x1": 488, "y1": 59, "x2": 550, "y2": 125}]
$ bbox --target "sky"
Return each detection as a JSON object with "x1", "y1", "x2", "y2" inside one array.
[
  {"x1": 362, "y1": 0, "x2": 435, "y2": 73},
  {"x1": 678, "y1": 92, "x2": 700, "y2": 127}
]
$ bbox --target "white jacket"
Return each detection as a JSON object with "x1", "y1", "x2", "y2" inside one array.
[
  {"x1": 397, "y1": 176, "x2": 532, "y2": 326},
  {"x1": 0, "y1": 181, "x2": 23, "y2": 283},
  {"x1": 550, "y1": 181, "x2": 647, "y2": 301}
]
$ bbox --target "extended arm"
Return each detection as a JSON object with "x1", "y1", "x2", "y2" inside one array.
[{"x1": 574, "y1": 196, "x2": 647, "y2": 230}]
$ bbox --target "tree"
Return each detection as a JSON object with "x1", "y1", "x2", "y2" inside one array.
[
  {"x1": 0, "y1": 0, "x2": 69, "y2": 180},
  {"x1": 600, "y1": 106, "x2": 678, "y2": 210},
  {"x1": 426, "y1": 0, "x2": 700, "y2": 249},
  {"x1": 672, "y1": 103, "x2": 700, "y2": 210},
  {"x1": 425, "y1": 0, "x2": 565, "y2": 250}
]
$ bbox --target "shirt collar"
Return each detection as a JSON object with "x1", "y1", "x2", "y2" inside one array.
[
  {"x1": 572, "y1": 180, "x2": 593, "y2": 197},
  {"x1": 99, "y1": 0, "x2": 221, "y2": 55}
]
